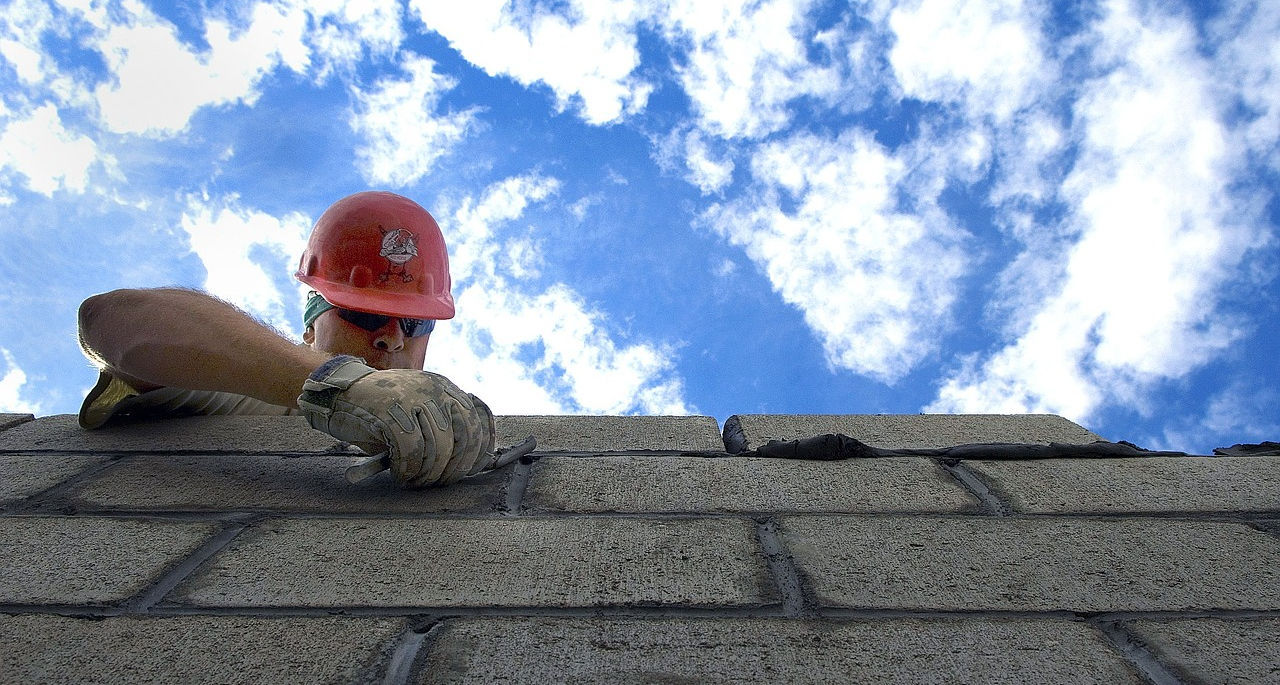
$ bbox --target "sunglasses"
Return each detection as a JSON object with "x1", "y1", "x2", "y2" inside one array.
[{"x1": 335, "y1": 308, "x2": 436, "y2": 337}]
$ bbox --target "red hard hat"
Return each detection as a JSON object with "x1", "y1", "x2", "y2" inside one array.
[{"x1": 295, "y1": 191, "x2": 455, "y2": 319}]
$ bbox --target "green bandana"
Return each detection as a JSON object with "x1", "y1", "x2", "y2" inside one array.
[{"x1": 304, "y1": 291, "x2": 334, "y2": 329}]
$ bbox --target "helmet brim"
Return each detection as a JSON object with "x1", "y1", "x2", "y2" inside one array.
[{"x1": 299, "y1": 275, "x2": 456, "y2": 320}]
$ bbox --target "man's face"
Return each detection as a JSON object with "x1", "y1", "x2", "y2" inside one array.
[{"x1": 305, "y1": 309, "x2": 429, "y2": 370}]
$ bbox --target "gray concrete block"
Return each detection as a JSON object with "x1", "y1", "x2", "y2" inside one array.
[
  {"x1": 526, "y1": 456, "x2": 979, "y2": 513},
  {"x1": 0, "y1": 454, "x2": 106, "y2": 506},
  {"x1": 60, "y1": 454, "x2": 508, "y2": 514},
  {"x1": 172, "y1": 517, "x2": 773, "y2": 608},
  {"x1": 417, "y1": 616, "x2": 1141, "y2": 684},
  {"x1": 0, "y1": 413, "x2": 33, "y2": 432},
  {"x1": 724, "y1": 414, "x2": 1104, "y2": 452},
  {"x1": 0, "y1": 414, "x2": 724, "y2": 455},
  {"x1": 497, "y1": 415, "x2": 723, "y2": 452},
  {"x1": 780, "y1": 515, "x2": 1280, "y2": 612},
  {"x1": 0, "y1": 516, "x2": 219, "y2": 604},
  {"x1": 0, "y1": 614, "x2": 404, "y2": 684},
  {"x1": 0, "y1": 414, "x2": 344, "y2": 453},
  {"x1": 1124, "y1": 617, "x2": 1280, "y2": 684},
  {"x1": 967, "y1": 457, "x2": 1280, "y2": 513}
]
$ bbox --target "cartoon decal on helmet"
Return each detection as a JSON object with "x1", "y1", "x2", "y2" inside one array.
[{"x1": 379, "y1": 227, "x2": 419, "y2": 283}]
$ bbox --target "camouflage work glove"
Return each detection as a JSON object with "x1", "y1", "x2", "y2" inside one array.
[{"x1": 297, "y1": 356, "x2": 497, "y2": 488}]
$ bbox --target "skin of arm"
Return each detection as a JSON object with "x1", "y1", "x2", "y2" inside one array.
[{"x1": 78, "y1": 288, "x2": 333, "y2": 410}]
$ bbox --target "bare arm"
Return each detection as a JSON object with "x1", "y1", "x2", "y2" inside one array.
[{"x1": 78, "y1": 288, "x2": 331, "y2": 409}]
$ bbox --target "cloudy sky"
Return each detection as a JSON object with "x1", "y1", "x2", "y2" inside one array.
[{"x1": 1, "y1": 0, "x2": 1276, "y2": 453}]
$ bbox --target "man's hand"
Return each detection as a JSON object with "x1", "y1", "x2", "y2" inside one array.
[{"x1": 297, "y1": 356, "x2": 496, "y2": 488}]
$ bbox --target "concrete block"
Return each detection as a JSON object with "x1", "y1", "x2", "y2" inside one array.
[
  {"x1": 0, "y1": 614, "x2": 404, "y2": 684},
  {"x1": 1124, "y1": 618, "x2": 1280, "y2": 684},
  {"x1": 967, "y1": 457, "x2": 1280, "y2": 513},
  {"x1": 0, "y1": 414, "x2": 344, "y2": 454},
  {"x1": 60, "y1": 454, "x2": 508, "y2": 514},
  {"x1": 724, "y1": 414, "x2": 1104, "y2": 452},
  {"x1": 0, "y1": 413, "x2": 33, "y2": 432},
  {"x1": 526, "y1": 456, "x2": 979, "y2": 514},
  {"x1": 780, "y1": 515, "x2": 1280, "y2": 612},
  {"x1": 0, "y1": 516, "x2": 219, "y2": 604},
  {"x1": 417, "y1": 616, "x2": 1141, "y2": 684},
  {"x1": 0, "y1": 454, "x2": 106, "y2": 507},
  {"x1": 497, "y1": 415, "x2": 723, "y2": 452},
  {"x1": 171, "y1": 517, "x2": 773, "y2": 608},
  {"x1": 0, "y1": 414, "x2": 725, "y2": 455}
]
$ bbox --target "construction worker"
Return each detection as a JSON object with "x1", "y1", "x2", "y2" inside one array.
[{"x1": 77, "y1": 191, "x2": 496, "y2": 488}]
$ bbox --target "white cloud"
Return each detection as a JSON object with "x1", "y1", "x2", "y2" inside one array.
[
  {"x1": 927, "y1": 316, "x2": 1103, "y2": 420},
  {"x1": 0, "y1": 0, "x2": 95, "y2": 110},
  {"x1": 428, "y1": 174, "x2": 691, "y2": 415},
  {"x1": 349, "y1": 54, "x2": 477, "y2": 187},
  {"x1": 1151, "y1": 379, "x2": 1280, "y2": 454},
  {"x1": 658, "y1": 0, "x2": 856, "y2": 139},
  {"x1": 92, "y1": 0, "x2": 308, "y2": 134},
  {"x1": 877, "y1": 0, "x2": 1070, "y2": 223},
  {"x1": 713, "y1": 257, "x2": 737, "y2": 278},
  {"x1": 706, "y1": 129, "x2": 969, "y2": 382},
  {"x1": 444, "y1": 174, "x2": 561, "y2": 283},
  {"x1": 296, "y1": 0, "x2": 403, "y2": 80},
  {"x1": 878, "y1": 0, "x2": 1069, "y2": 247},
  {"x1": 682, "y1": 130, "x2": 735, "y2": 194},
  {"x1": 0, "y1": 36, "x2": 42, "y2": 84},
  {"x1": 650, "y1": 0, "x2": 877, "y2": 213},
  {"x1": 1, "y1": 0, "x2": 55, "y2": 84},
  {"x1": 651, "y1": 127, "x2": 736, "y2": 194},
  {"x1": 441, "y1": 281, "x2": 689, "y2": 415},
  {"x1": 567, "y1": 195, "x2": 596, "y2": 221},
  {"x1": 0, "y1": 104, "x2": 101, "y2": 195},
  {"x1": 987, "y1": 112, "x2": 1067, "y2": 215},
  {"x1": 410, "y1": 0, "x2": 650, "y2": 124},
  {"x1": 8, "y1": 0, "x2": 411, "y2": 127},
  {"x1": 502, "y1": 235, "x2": 543, "y2": 280},
  {"x1": 0, "y1": 349, "x2": 42, "y2": 414},
  {"x1": 1208, "y1": 1, "x2": 1280, "y2": 172},
  {"x1": 180, "y1": 196, "x2": 312, "y2": 335},
  {"x1": 929, "y1": 0, "x2": 1267, "y2": 422},
  {"x1": 886, "y1": 0, "x2": 1049, "y2": 122},
  {"x1": 1201, "y1": 382, "x2": 1279, "y2": 439}
]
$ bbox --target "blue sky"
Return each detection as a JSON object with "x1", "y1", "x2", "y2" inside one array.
[{"x1": 1, "y1": 0, "x2": 1277, "y2": 454}]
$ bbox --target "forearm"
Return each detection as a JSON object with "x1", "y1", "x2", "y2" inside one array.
[{"x1": 78, "y1": 288, "x2": 330, "y2": 408}]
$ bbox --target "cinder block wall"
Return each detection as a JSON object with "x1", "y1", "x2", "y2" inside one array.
[{"x1": 2, "y1": 412, "x2": 1279, "y2": 683}]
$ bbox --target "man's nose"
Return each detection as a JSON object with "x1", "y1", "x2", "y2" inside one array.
[{"x1": 373, "y1": 320, "x2": 405, "y2": 351}]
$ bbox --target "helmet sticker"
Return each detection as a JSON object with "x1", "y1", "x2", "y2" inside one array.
[{"x1": 379, "y1": 226, "x2": 419, "y2": 283}]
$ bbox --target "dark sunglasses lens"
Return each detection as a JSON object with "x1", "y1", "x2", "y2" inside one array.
[
  {"x1": 400, "y1": 318, "x2": 435, "y2": 337},
  {"x1": 336, "y1": 309, "x2": 391, "y2": 331},
  {"x1": 337, "y1": 308, "x2": 434, "y2": 337}
]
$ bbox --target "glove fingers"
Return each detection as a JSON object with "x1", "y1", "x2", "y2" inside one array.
[
  {"x1": 467, "y1": 395, "x2": 498, "y2": 476},
  {"x1": 388, "y1": 407, "x2": 427, "y2": 484},
  {"x1": 440, "y1": 403, "x2": 481, "y2": 484},
  {"x1": 404, "y1": 406, "x2": 446, "y2": 487}
]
